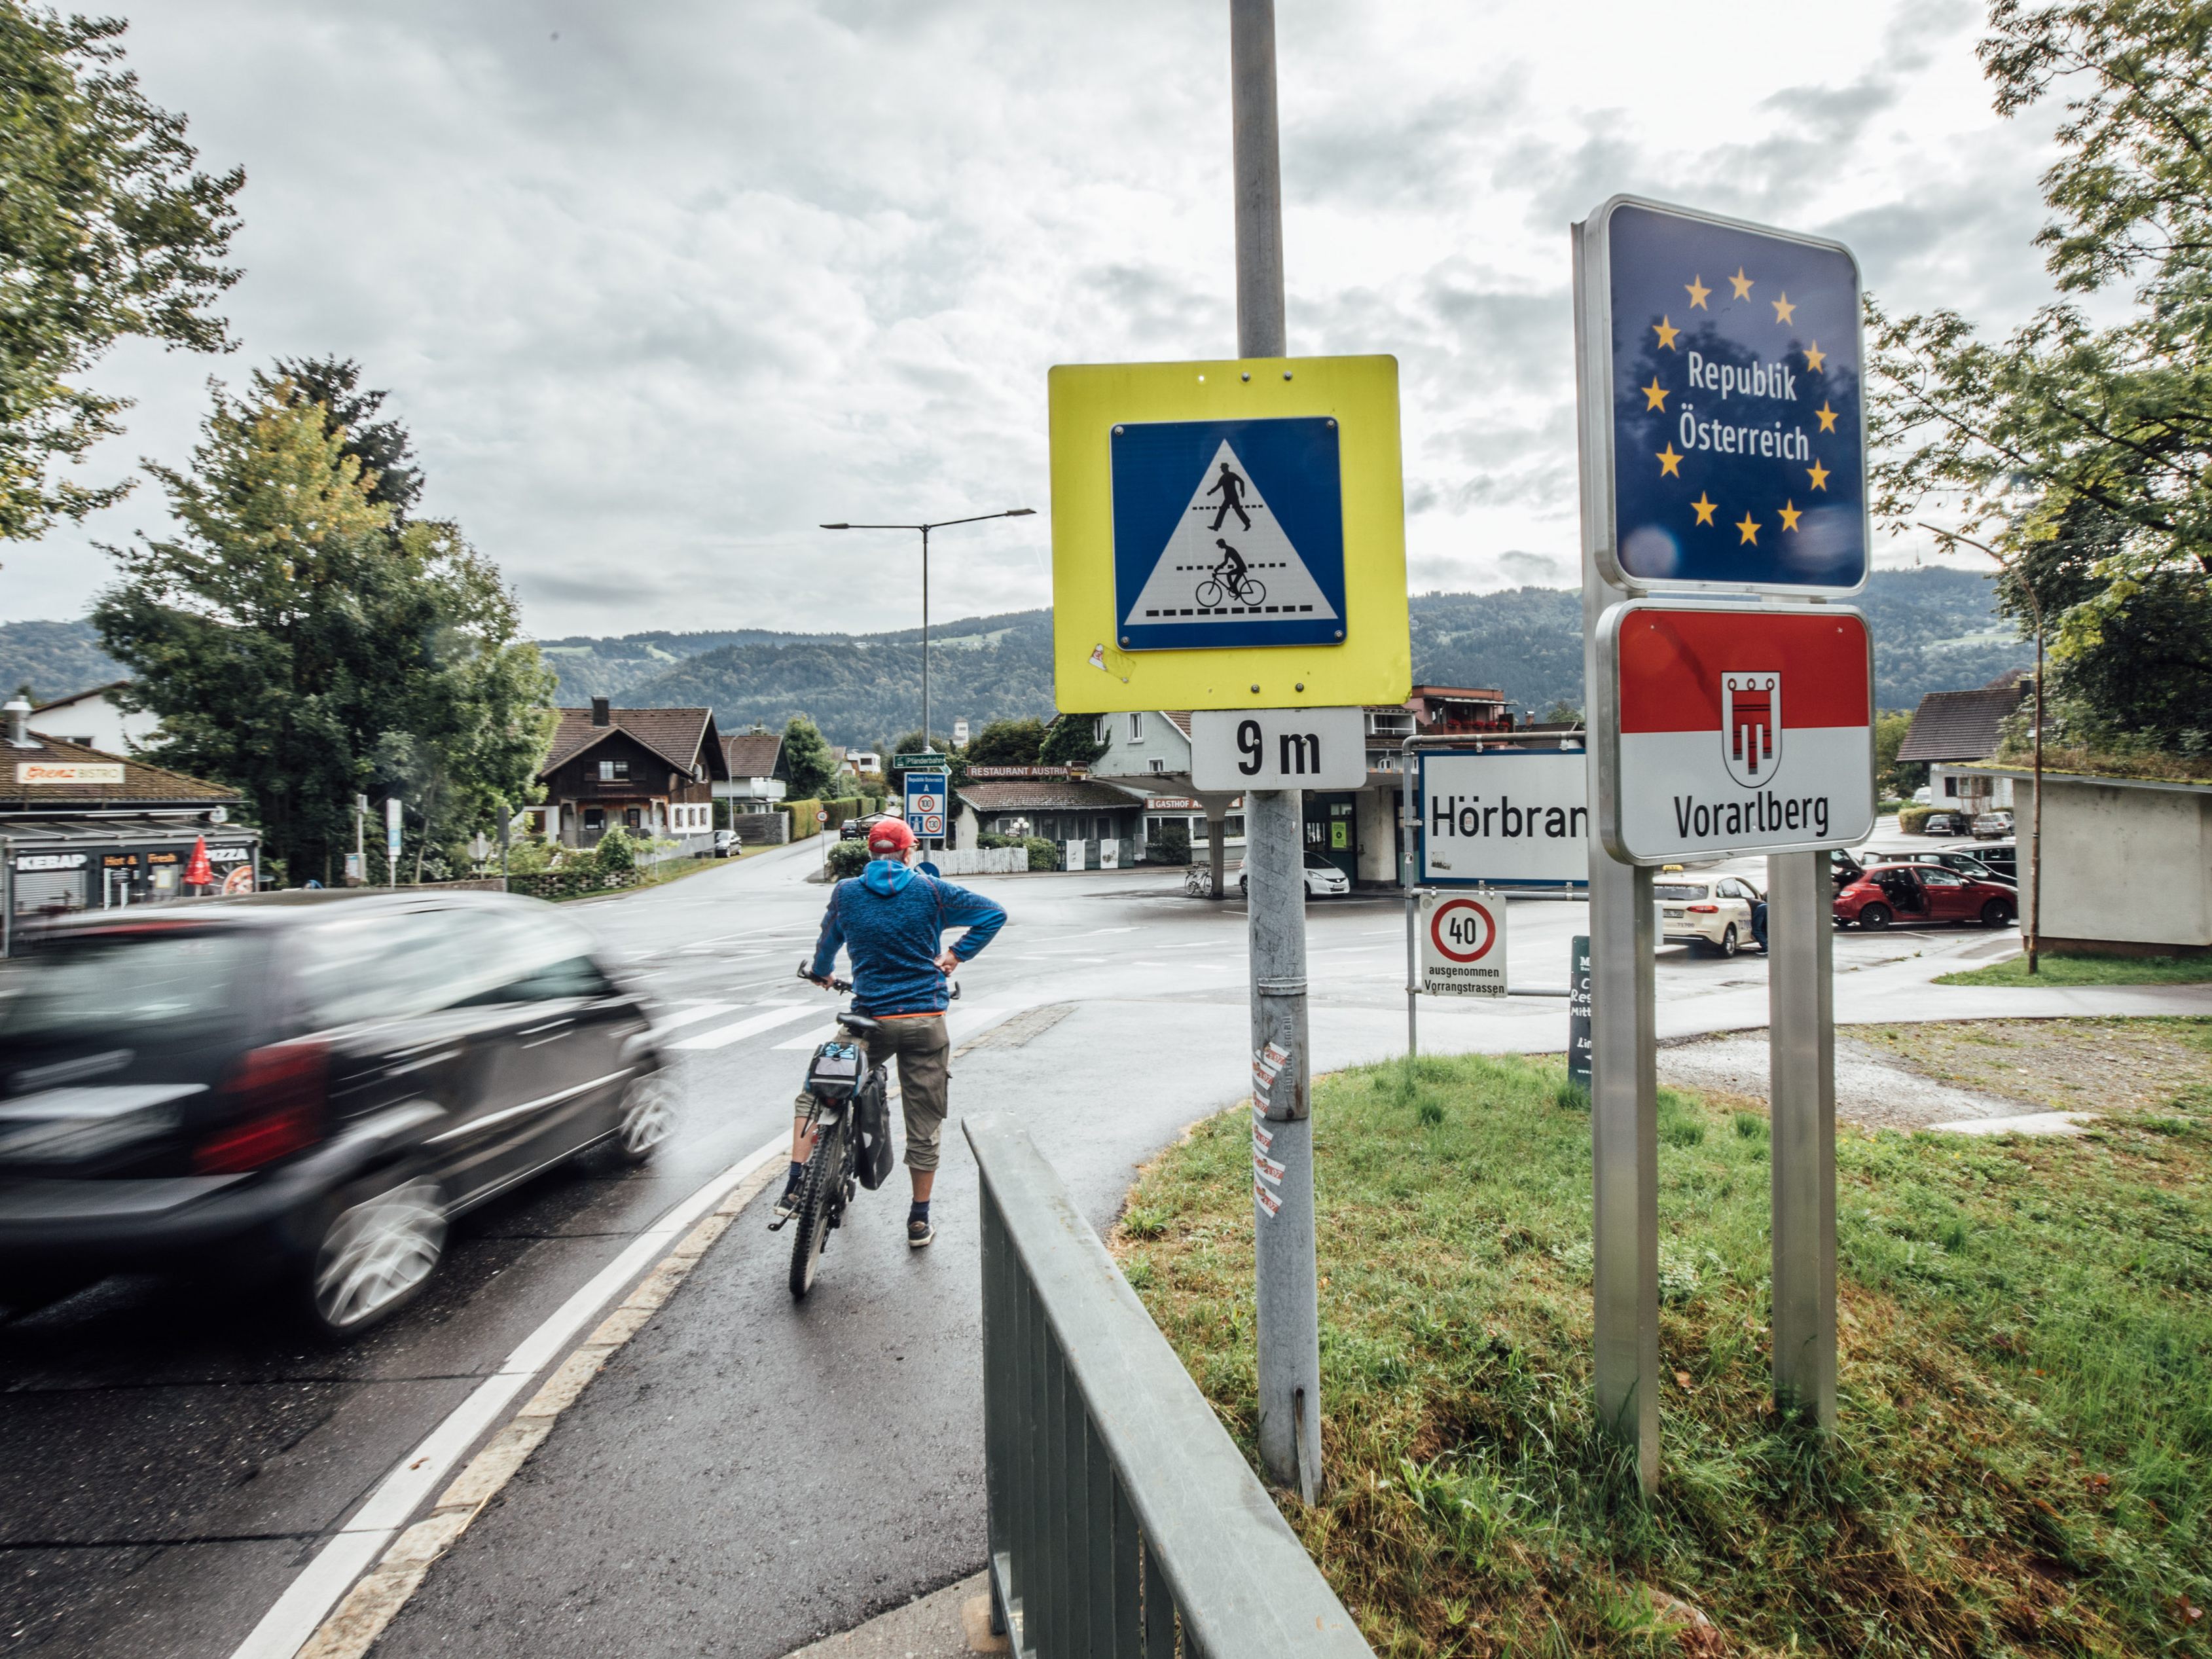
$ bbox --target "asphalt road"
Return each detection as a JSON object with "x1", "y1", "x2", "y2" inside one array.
[{"x1": 0, "y1": 835, "x2": 2128, "y2": 1658}]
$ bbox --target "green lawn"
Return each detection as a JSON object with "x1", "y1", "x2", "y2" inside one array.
[
  {"x1": 1116, "y1": 1049, "x2": 2212, "y2": 1657},
  {"x1": 1936, "y1": 949, "x2": 2212, "y2": 987}
]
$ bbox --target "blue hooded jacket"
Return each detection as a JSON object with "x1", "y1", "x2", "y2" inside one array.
[{"x1": 809, "y1": 860, "x2": 1008, "y2": 1016}]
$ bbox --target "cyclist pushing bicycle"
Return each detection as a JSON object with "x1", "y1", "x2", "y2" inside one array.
[{"x1": 778, "y1": 817, "x2": 1007, "y2": 1249}]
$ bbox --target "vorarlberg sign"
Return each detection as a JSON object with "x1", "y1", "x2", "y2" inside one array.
[{"x1": 1597, "y1": 600, "x2": 1874, "y2": 864}]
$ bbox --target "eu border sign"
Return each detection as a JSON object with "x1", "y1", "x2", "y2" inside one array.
[
  {"x1": 1584, "y1": 196, "x2": 1866, "y2": 596},
  {"x1": 1048, "y1": 356, "x2": 1410, "y2": 713},
  {"x1": 1595, "y1": 600, "x2": 1874, "y2": 863}
]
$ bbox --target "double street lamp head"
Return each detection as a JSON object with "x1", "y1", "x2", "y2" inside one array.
[{"x1": 819, "y1": 508, "x2": 1034, "y2": 532}]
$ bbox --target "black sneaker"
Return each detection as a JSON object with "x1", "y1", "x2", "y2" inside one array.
[
  {"x1": 907, "y1": 1217, "x2": 935, "y2": 1249},
  {"x1": 769, "y1": 1188, "x2": 802, "y2": 1230}
]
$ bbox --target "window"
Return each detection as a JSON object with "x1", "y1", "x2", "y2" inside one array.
[
  {"x1": 624, "y1": 807, "x2": 642, "y2": 830},
  {"x1": 297, "y1": 909, "x2": 470, "y2": 1026},
  {"x1": 598, "y1": 758, "x2": 628, "y2": 782},
  {"x1": 1148, "y1": 757, "x2": 1166, "y2": 773},
  {"x1": 583, "y1": 807, "x2": 606, "y2": 833},
  {"x1": 1654, "y1": 883, "x2": 1709, "y2": 902},
  {"x1": 1224, "y1": 815, "x2": 1244, "y2": 839},
  {"x1": 1092, "y1": 716, "x2": 1110, "y2": 744},
  {"x1": 1097, "y1": 816, "x2": 1113, "y2": 839},
  {"x1": 1129, "y1": 713, "x2": 1144, "y2": 741},
  {"x1": 1944, "y1": 776, "x2": 1959, "y2": 798}
]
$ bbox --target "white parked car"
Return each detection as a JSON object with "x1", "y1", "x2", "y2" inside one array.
[
  {"x1": 1911, "y1": 786, "x2": 1932, "y2": 806},
  {"x1": 1654, "y1": 874, "x2": 1760, "y2": 957},
  {"x1": 1234, "y1": 852, "x2": 1351, "y2": 899}
]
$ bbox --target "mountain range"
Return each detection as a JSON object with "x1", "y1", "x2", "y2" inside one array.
[{"x1": 1, "y1": 568, "x2": 2029, "y2": 746}]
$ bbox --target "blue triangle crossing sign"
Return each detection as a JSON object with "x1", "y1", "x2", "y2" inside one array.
[{"x1": 1110, "y1": 417, "x2": 1347, "y2": 651}]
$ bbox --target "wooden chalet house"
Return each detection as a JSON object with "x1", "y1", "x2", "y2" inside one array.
[{"x1": 534, "y1": 698, "x2": 729, "y2": 850}]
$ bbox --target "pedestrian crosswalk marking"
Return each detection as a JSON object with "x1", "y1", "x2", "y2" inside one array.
[
  {"x1": 670, "y1": 1003, "x2": 822, "y2": 1051},
  {"x1": 771, "y1": 1005, "x2": 1008, "y2": 1052},
  {"x1": 649, "y1": 1001, "x2": 740, "y2": 1036}
]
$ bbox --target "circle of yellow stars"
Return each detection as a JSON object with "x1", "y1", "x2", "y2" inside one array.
[{"x1": 1641, "y1": 264, "x2": 1839, "y2": 549}]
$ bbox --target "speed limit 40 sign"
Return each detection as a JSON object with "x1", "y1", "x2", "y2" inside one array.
[{"x1": 1420, "y1": 891, "x2": 1509, "y2": 998}]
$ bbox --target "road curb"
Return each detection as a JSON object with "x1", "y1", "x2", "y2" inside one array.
[{"x1": 293, "y1": 1158, "x2": 784, "y2": 1659}]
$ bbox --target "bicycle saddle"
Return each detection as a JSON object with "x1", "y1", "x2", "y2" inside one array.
[{"x1": 835, "y1": 1012, "x2": 880, "y2": 1035}]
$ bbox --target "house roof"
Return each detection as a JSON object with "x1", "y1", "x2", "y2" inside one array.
[
  {"x1": 1159, "y1": 711, "x2": 1192, "y2": 737},
  {"x1": 539, "y1": 707, "x2": 726, "y2": 781},
  {"x1": 956, "y1": 780, "x2": 1146, "y2": 813},
  {"x1": 7, "y1": 731, "x2": 241, "y2": 808},
  {"x1": 722, "y1": 732, "x2": 781, "y2": 780},
  {"x1": 1896, "y1": 671, "x2": 2031, "y2": 763},
  {"x1": 30, "y1": 681, "x2": 132, "y2": 715}
]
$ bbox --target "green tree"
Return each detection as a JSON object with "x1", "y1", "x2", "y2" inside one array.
[
  {"x1": 780, "y1": 716, "x2": 839, "y2": 800},
  {"x1": 1039, "y1": 712, "x2": 1107, "y2": 769},
  {"x1": 91, "y1": 374, "x2": 554, "y2": 883},
  {"x1": 1873, "y1": 710, "x2": 1927, "y2": 799},
  {"x1": 267, "y1": 356, "x2": 422, "y2": 515},
  {"x1": 1870, "y1": 0, "x2": 2212, "y2": 750},
  {"x1": 964, "y1": 716, "x2": 1046, "y2": 767},
  {"x1": 0, "y1": 6, "x2": 243, "y2": 540}
]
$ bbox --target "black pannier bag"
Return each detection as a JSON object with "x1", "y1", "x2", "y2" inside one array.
[{"x1": 853, "y1": 1067, "x2": 894, "y2": 1191}]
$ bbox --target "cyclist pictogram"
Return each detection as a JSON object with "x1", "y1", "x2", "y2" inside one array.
[{"x1": 1196, "y1": 538, "x2": 1267, "y2": 610}]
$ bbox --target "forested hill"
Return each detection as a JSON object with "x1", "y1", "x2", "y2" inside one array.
[{"x1": 0, "y1": 569, "x2": 2029, "y2": 747}]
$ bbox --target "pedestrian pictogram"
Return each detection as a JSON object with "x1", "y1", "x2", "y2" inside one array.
[
  {"x1": 1112, "y1": 425, "x2": 1345, "y2": 648},
  {"x1": 1419, "y1": 890, "x2": 1510, "y2": 997}
]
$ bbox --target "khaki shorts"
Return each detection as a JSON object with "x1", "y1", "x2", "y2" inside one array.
[{"x1": 795, "y1": 1013, "x2": 951, "y2": 1173}]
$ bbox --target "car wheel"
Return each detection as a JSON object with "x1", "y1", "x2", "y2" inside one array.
[
  {"x1": 299, "y1": 1174, "x2": 444, "y2": 1339},
  {"x1": 610, "y1": 1070, "x2": 676, "y2": 1165},
  {"x1": 1718, "y1": 923, "x2": 1739, "y2": 958},
  {"x1": 1980, "y1": 898, "x2": 2015, "y2": 928},
  {"x1": 1239, "y1": 876, "x2": 1249, "y2": 897},
  {"x1": 1858, "y1": 903, "x2": 1892, "y2": 931}
]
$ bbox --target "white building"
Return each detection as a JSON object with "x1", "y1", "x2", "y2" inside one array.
[
  {"x1": 29, "y1": 683, "x2": 160, "y2": 755},
  {"x1": 1980, "y1": 765, "x2": 2212, "y2": 957}
]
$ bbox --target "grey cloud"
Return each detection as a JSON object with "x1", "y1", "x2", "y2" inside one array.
[{"x1": 1497, "y1": 549, "x2": 1568, "y2": 583}]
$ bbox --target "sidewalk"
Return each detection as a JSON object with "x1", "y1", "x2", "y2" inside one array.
[{"x1": 347, "y1": 930, "x2": 2207, "y2": 1659}]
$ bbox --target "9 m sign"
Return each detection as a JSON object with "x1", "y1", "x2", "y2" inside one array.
[{"x1": 1189, "y1": 707, "x2": 1366, "y2": 790}]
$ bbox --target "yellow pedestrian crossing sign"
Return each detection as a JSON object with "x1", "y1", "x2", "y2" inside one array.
[{"x1": 1049, "y1": 356, "x2": 1410, "y2": 714}]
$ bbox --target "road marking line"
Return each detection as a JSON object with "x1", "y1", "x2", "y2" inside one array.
[
  {"x1": 232, "y1": 1133, "x2": 786, "y2": 1659},
  {"x1": 669, "y1": 1003, "x2": 820, "y2": 1050},
  {"x1": 772, "y1": 1005, "x2": 1008, "y2": 1052},
  {"x1": 647, "y1": 1001, "x2": 742, "y2": 1035}
]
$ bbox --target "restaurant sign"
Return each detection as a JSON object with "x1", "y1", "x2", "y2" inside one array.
[{"x1": 16, "y1": 762, "x2": 124, "y2": 784}]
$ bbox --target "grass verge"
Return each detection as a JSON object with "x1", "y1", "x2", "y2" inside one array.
[
  {"x1": 1116, "y1": 1049, "x2": 2212, "y2": 1656},
  {"x1": 1935, "y1": 951, "x2": 2212, "y2": 987}
]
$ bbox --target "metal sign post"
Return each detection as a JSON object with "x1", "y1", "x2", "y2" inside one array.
[{"x1": 1576, "y1": 194, "x2": 1872, "y2": 1482}]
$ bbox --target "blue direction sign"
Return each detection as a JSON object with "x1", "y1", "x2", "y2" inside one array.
[
  {"x1": 903, "y1": 771, "x2": 948, "y2": 841},
  {"x1": 1110, "y1": 416, "x2": 1347, "y2": 651},
  {"x1": 1599, "y1": 198, "x2": 1864, "y2": 594}
]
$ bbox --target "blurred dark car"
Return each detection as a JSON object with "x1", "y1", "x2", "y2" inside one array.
[
  {"x1": 1963, "y1": 839, "x2": 2018, "y2": 882},
  {"x1": 841, "y1": 812, "x2": 899, "y2": 842},
  {"x1": 0, "y1": 891, "x2": 668, "y2": 1337},
  {"x1": 1889, "y1": 847, "x2": 2014, "y2": 886},
  {"x1": 1919, "y1": 810, "x2": 1972, "y2": 836},
  {"x1": 1833, "y1": 863, "x2": 2017, "y2": 930}
]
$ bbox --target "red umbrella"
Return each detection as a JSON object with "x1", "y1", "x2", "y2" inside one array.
[{"x1": 184, "y1": 835, "x2": 213, "y2": 888}]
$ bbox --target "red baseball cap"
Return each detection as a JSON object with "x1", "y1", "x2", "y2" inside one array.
[{"x1": 866, "y1": 818, "x2": 916, "y2": 857}]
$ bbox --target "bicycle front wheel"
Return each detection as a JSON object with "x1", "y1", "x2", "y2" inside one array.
[
  {"x1": 788, "y1": 1123, "x2": 844, "y2": 1299},
  {"x1": 1235, "y1": 577, "x2": 1266, "y2": 606}
]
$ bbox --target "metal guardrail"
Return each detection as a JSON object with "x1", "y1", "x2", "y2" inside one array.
[{"x1": 967, "y1": 1114, "x2": 1372, "y2": 1659}]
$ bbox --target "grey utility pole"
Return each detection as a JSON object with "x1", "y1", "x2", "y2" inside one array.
[
  {"x1": 1231, "y1": 0, "x2": 1322, "y2": 1504},
  {"x1": 1573, "y1": 225, "x2": 1660, "y2": 1496},
  {"x1": 820, "y1": 510, "x2": 1036, "y2": 751},
  {"x1": 1766, "y1": 847, "x2": 1836, "y2": 1424}
]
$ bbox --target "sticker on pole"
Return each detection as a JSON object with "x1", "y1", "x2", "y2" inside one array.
[
  {"x1": 1420, "y1": 891, "x2": 1510, "y2": 998},
  {"x1": 1112, "y1": 421, "x2": 1345, "y2": 649},
  {"x1": 1597, "y1": 600, "x2": 1874, "y2": 863}
]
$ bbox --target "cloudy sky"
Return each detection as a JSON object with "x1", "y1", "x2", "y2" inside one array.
[{"x1": 12, "y1": 0, "x2": 2070, "y2": 640}]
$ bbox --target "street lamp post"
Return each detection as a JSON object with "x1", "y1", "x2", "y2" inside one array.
[{"x1": 820, "y1": 509, "x2": 1036, "y2": 753}]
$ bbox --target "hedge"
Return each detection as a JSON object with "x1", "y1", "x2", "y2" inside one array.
[
  {"x1": 785, "y1": 797, "x2": 824, "y2": 839},
  {"x1": 1896, "y1": 804, "x2": 1934, "y2": 834}
]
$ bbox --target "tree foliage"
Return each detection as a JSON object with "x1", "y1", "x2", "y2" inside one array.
[
  {"x1": 1870, "y1": 0, "x2": 2212, "y2": 749},
  {"x1": 0, "y1": 5, "x2": 242, "y2": 539},
  {"x1": 780, "y1": 715, "x2": 838, "y2": 801},
  {"x1": 964, "y1": 716, "x2": 1046, "y2": 766},
  {"x1": 267, "y1": 356, "x2": 423, "y2": 515},
  {"x1": 91, "y1": 374, "x2": 554, "y2": 883},
  {"x1": 1039, "y1": 712, "x2": 1108, "y2": 769}
]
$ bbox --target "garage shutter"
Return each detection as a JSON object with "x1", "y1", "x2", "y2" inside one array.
[{"x1": 12, "y1": 868, "x2": 85, "y2": 915}]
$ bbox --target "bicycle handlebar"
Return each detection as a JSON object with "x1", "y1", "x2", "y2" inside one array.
[{"x1": 796, "y1": 961, "x2": 960, "y2": 998}]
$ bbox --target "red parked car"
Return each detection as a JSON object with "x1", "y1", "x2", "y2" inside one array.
[{"x1": 1834, "y1": 862, "x2": 2016, "y2": 930}]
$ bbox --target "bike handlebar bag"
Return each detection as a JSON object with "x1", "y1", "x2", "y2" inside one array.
[
  {"x1": 805, "y1": 1040, "x2": 863, "y2": 1102},
  {"x1": 854, "y1": 1068, "x2": 894, "y2": 1191}
]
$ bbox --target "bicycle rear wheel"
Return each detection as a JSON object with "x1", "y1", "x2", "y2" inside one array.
[
  {"x1": 788, "y1": 1123, "x2": 845, "y2": 1299},
  {"x1": 1195, "y1": 579, "x2": 1224, "y2": 608}
]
